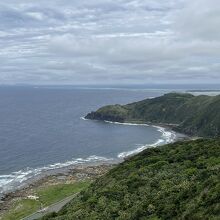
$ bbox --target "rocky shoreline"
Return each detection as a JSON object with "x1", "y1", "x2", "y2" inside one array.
[
  {"x1": 0, "y1": 121, "x2": 193, "y2": 218},
  {"x1": 0, "y1": 163, "x2": 115, "y2": 217}
]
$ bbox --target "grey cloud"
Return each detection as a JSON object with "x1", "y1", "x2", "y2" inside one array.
[
  {"x1": 174, "y1": 0, "x2": 220, "y2": 41},
  {"x1": 0, "y1": 0, "x2": 219, "y2": 84}
]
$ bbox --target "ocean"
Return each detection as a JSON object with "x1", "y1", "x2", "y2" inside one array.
[{"x1": 0, "y1": 86, "x2": 179, "y2": 196}]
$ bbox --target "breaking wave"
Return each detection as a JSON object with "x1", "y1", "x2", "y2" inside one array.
[
  {"x1": 0, "y1": 119, "x2": 176, "y2": 197},
  {"x1": 99, "y1": 120, "x2": 176, "y2": 159},
  {"x1": 0, "y1": 155, "x2": 114, "y2": 196}
]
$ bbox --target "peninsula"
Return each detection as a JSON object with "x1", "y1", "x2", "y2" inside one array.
[
  {"x1": 40, "y1": 93, "x2": 220, "y2": 219},
  {"x1": 86, "y1": 93, "x2": 220, "y2": 137}
]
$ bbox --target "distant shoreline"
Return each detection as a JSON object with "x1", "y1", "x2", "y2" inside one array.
[{"x1": 85, "y1": 117, "x2": 192, "y2": 140}]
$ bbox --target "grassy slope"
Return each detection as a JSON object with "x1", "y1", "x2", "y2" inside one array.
[
  {"x1": 85, "y1": 93, "x2": 220, "y2": 137},
  {"x1": 1, "y1": 182, "x2": 90, "y2": 220},
  {"x1": 42, "y1": 139, "x2": 220, "y2": 220}
]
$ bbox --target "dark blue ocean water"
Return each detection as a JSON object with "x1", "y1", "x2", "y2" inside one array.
[{"x1": 0, "y1": 86, "x2": 176, "y2": 195}]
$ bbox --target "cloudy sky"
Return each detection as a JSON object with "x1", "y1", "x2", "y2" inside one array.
[{"x1": 0, "y1": 0, "x2": 219, "y2": 85}]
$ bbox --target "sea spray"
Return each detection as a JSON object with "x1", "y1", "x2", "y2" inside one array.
[
  {"x1": 88, "y1": 119, "x2": 177, "y2": 159},
  {"x1": 0, "y1": 117, "x2": 177, "y2": 197},
  {"x1": 0, "y1": 155, "x2": 114, "y2": 196}
]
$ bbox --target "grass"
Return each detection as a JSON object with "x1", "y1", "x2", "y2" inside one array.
[
  {"x1": 0, "y1": 199, "x2": 40, "y2": 220},
  {"x1": 0, "y1": 181, "x2": 91, "y2": 220},
  {"x1": 37, "y1": 181, "x2": 91, "y2": 206}
]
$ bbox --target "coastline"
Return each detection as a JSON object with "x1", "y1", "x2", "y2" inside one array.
[
  {"x1": 0, "y1": 156, "x2": 118, "y2": 200},
  {"x1": 82, "y1": 116, "x2": 191, "y2": 140},
  {"x1": 0, "y1": 119, "x2": 191, "y2": 218},
  {"x1": 0, "y1": 163, "x2": 115, "y2": 218},
  {"x1": 82, "y1": 116, "x2": 186, "y2": 157},
  {"x1": 103, "y1": 119, "x2": 194, "y2": 141},
  {"x1": 103, "y1": 119, "x2": 191, "y2": 158}
]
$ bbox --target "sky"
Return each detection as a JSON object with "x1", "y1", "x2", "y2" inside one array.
[{"x1": 0, "y1": 0, "x2": 220, "y2": 85}]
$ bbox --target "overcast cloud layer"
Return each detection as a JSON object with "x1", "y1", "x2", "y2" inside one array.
[{"x1": 0, "y1": 0, "x2": 219, "y2": 84}]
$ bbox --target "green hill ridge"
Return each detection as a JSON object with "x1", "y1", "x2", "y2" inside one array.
[
  {"x1": 85, "y1": 93, "x2": 220, "y2": 137},
  {"x1": 41, "y1": 93, "x2": 220, "y2": 220},
  {"x1": 42, "y1": 139, "x2": 220, "y2": 220}
]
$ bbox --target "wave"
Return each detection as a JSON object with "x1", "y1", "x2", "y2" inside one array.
[
  {"x1": 104, "y1": 120, "x2": 150, "y2": 127},
  {"x1": 153, "y1": 125, "x2": 176, "y2": 144},
  {"x1": 118, "y1": 139, "x2": 164, "y2": 158},
  {"x1": 88, "y1": 119, "x2": 176, "y2": 159},
  {"x1": 80, "y1": 117, "x2": 89, "y2": 121},
  {"x1": 81, "y1": 117, "x2": 150, "y2": 127},
  {"x1": 81, "y1": 118, "x2": 177, "y2": 159},
  {"x1": 0, "y1": 119, "x2": 177, "y2": 196},
  {"x1": 102, "y1": 120, "x2": 176, "y2": 143},
  {"x1": 0, "y1": 155, "x2": 114, "y2": 196},
  {"x1": 105, "y1": 122, "x2": 177, "y2": 159}
]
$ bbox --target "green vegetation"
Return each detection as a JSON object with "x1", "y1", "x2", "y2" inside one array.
[
  {"x1": 37, "y1": 182, "x2": 90, "y2": 206},
  {"x1": 86, "y1": 93, "x2": 220, "y2": 137},
  {"x1": 1, "y1": 182, "x2": 90, "y2": 220},
  {"x1": 42, "y1": 139, "x2": 220, "y2": 220},
  {"x1": 1, "y1": 199, "x2": 40, "y2": 220},
  {"x1": 40, "y1": 93, "x2": 220, "y2": 219}
]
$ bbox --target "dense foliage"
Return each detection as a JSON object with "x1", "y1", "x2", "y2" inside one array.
[
  {"x1": 86, "y1": 93, "x2": 220, "y2": 137},
  {"x1": 42, "y1": 139, "x2": 220, "y2": 220}
]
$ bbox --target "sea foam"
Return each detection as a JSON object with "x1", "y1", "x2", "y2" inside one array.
[
  {"x1": 0, "y1": 119, "x2": 176, "y2": 196},
  {"x1": 0, "y1": 155, "x2": 114, "y2": 196},
  {"x1": 81, "y1": 118, "x2": 176, "y2": 159},
  {"x1": 99, "y1": 120, "x2": 176, "y2": 159}
]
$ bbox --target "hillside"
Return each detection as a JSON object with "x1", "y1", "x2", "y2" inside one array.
[
  {"x1": 42, "y1": 138, "x2": 220, "y2": 219},
  {"x1": 85, "y1": 93, "x2": 220, "y2": 137}
]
